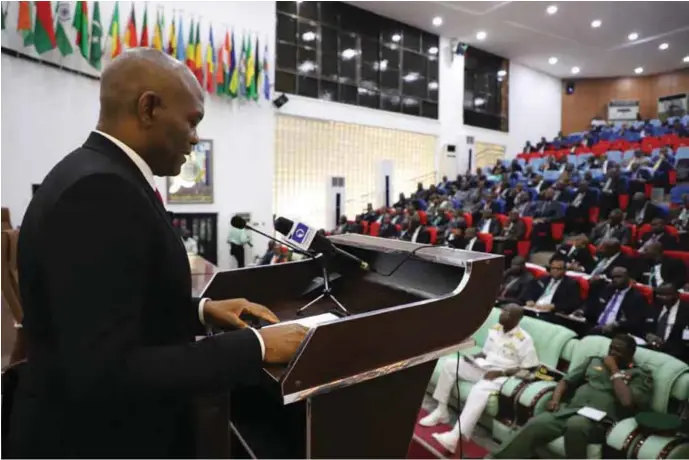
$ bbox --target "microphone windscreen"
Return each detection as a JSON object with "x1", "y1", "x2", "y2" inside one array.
[
  {"x1": 273, "y1": 217, "x2": 294, "y2": 236},
  {"x1": 230, "y1": 215, "x2": 247, "y2": 229}
]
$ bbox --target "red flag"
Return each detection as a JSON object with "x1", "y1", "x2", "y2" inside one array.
[
  {"x1": 124, "y1": 4, "x2": 137, "y2": 48},
  {"x1": 140, "y1": 5, "x2": 149, "y2": 47}
]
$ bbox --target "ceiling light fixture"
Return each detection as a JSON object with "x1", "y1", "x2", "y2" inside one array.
[
  {"x1": 591, "y1": 19, "x2": 602, "y2": 28},
  {"x1": 497, "y1": 69, "x2": 507, "y2": 77},
  {"x1": 432, "y1": 16, "x2": 443, "y2": 27},
  {"x1": 659, "y1": 43, "x2": 669, "y2": 50},
  {"x1": 429, "y1": 46, "x2": 439, "y2": 55},
  {"x1": 392, "y1": 33, "x2": 401, "y2": 42},
  {"x1": 683, "y1": 56, "x2": 689, "y2": 63},
  {"x1": 571, "y1": 66, "x2": 580, "y2": 74},
  {"x1": 628, "y1": 32, "x2": 639, "y2": 41},
  {"x1": 634, "y1": 67, "x2": 644, "y2": 74},
  {"x1": 546, "y1": 5, "x2": 558, "y2": 15},
  {"x1": 428, "y1": 81, "x2": 439, "y2": 90},
  {"x1": 548, "y1": 56, "x2": 558, "y2": 65},
  {"x1": 476, "y1": 31, "x2": 487, "y2": 41},
  {"x1": 341, "y1": 48, "x2": 357, "y2": 60},
  {"x1": 302, "y1": 31, "x2": 316, "y2": 42}
]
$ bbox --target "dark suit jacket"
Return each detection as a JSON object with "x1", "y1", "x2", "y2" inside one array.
[
  {"x1": 589, "y1": 252, "x2": 633, "y2": 278},
  {"x1": 552, "y1": 188, "x2": 572, "y2": 203},
  {"x1": 379, "y1": 223, "x2": 400, "y2": 238},
  {"x1": 532, "y1": 276, "x2": 581, "y2": 314},
  {"x1": 584, "y1": 285, "x2": 649, "y2": 336},
  {"x1": 566, "y1": 190, "x2": 596, "y2": 214},
  {"x1": 400, "y1": 226, "x2": 431, "y2": 244},
  {"x1": 626, "y1": 201, "x2": 661, "y2": 225},
  {"x1": 646, "y1": 301, "x2": 689, "y2": 362},
  {"x1": 638, "y1": 231, "x2": 678, "y2": 251},
  {"x1": 10, "y1": 133, "x2": 263, "y2": 458},
  {"x1": 498, "y1": 219, "x2": 526, "y2": 240},
  {"x1": 447, "y1": 236, "x2": 486, "y2": 252},
  {"x1": 528, "y1": 200, "x2": 564, "y2": 223},
  {"x1": 476, "y1": 218, "x2": 502, "y2": 236},
  {"x1": 637, "y1": 256, "x2": 688, "y2": 289},
  {"x1": 590, "y1": 222, "x2": 632, "y2": 246},
  {"x1": 552, "y1": 244, "x2": 596, "y2": 273},
  {"x1": 499, "y1": 272, "x2": 536, "y2": 305}
]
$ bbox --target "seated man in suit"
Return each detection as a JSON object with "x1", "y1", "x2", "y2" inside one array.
[
  {"x1": 671, "y1": 195, "x2": 689, "y2": 232},
  {"x1": 525, "y1": 257, "x2": 580, "y2": 314},
  {"x1": 627, "y1": 162, "x2": 652, "y2": 196},
  {"x1": 399, "y1": 213, "x2": 431, "y2": 244},
  {"x1": 565, "y1": 181, "x2": 596, "y2": 235},
  {"x1": 577, "y1": 267, "x2": 648, "y2": 337},
  {"x1": 496, "y1": 257, "x2": 536, "y2": 306},
  {"x1": 476, "y1": 209, "x2": 502, "y2": 237},
  {"x1": 512, "y1": 191, "x2": 532, "y2": 217},
  {"x1": 590, "y1": 209, "x2": 631, "y2": 246},
  {"x1": 526, "y1": 188, "x2": 565, "y2": 252},
  {"x1": 646, "y1": 283, "x2": 689, "y2": 362},
  {"x1": 626, "y1": 192, "x2": 660, "y2": 226},
  {"x1": 599, "y1": 167, "x2": 624, "y2": 219},
  {"x1": 378, "y1": 214, "x2": 400, "y2": 239},
  {"x1": 637, "y1": 242, "x2": 687, "y2": 289},
  {"x1": 493, "y1": 210, "x2": 526, "y2": 266},
  {"x1": 492, "y1": 334, "x2": 653, "y2": 459},
  {"x1": 552, "y1": 180, "x2": 573, "y2": 203},
  {"x1": 589, "y1": 238, "x2": 631, "y2": 279},
  {"x1": 551, "y1": 234, "x2": 596, "y2": 273},
  {"x1": 638, "y1": 218, "x2": 678, "y2": 252},
  {"x1": 447, "y1": 227, "x2": 485, "y2": 252},
  {"x1": 650, "y1": 148, "x2": 675, "y2": 191},
  {"x1": 362, "y1": 203, "x2": 378, "y2": 223},
  {"x1": 421, "y1": 305, "x2": 540, "y2": 453}
]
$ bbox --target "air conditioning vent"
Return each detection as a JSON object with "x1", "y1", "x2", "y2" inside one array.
[
  {"x1": 331, "y1": 177, "x2": 345, "y2": 187},
  {"x1": 466, "y1": 136, "x2": 475, "y2": 145}
]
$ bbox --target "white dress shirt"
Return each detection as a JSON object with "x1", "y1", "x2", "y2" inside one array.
[
  {"x1": 466, "y1": 237, "x2": 478, "y2": 251},
  {"x1": 536, "y1": 278, "x2": 561, "y2": 306},
  {"x1": 93, "y1": 131, "x2": 266, "y2": 358},
  {"x1": 659, "y1": 301, "x2": 680, "y2": 341},
  {"x1": 481, "y1": 219, "x2": 493, "y2": 234},
  {"x1": 411, "y1": 226, "x2": 422, "y2": 243},
  {"x1": 597, "y1": 287, "x2": 630, "y2": 325}
]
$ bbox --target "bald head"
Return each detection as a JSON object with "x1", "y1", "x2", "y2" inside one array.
[{"x1": 97, "y1": 49, "x2": 204, "y2": 176}]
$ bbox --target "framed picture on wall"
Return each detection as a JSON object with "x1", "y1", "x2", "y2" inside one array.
[{"x1": 166, "y1": 139, "x2": 214, "y2": 204}]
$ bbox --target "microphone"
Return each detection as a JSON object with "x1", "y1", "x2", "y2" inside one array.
[
  {"x1": 230, "y1": 215, "x2": 314, "y2": 259},
  {"x1": 273, "y1": 217, "x2": 371, "y2": 271}
]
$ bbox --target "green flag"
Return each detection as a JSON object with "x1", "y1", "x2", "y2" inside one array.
[
  {"x1": 72, "y1": 1, "x2": 89, "y2": 58},
  {"x1": 1, "y1": 2, "x2": 8, "y2": 30},
  {"x1": 89, "y1": 1, "x2": 103, "y2": 70},
  {"x1": 55, "y1": 2, "x2": 73, "y2": 57}
]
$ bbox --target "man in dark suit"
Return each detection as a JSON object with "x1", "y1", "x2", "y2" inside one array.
[
  {"x1": 400, "y1": 213, "x2": 431, "y2": 244},
  {"x1": 599, "y1": 168, "x2": 624, "y2": 219},
  {"x1": 551, "y1": 234, "x2": 596, "y2": 273},
  {"x1": 446, "y1": 227, "x2": 486, "y2": 251},
  {"x1": 525, "y1": 257, "x2": 581, "y2": 315},
  {"x1": 590, "y1": 209, "x2": 631, "y2": 246},
  {"x1": 9, "y1": 50, "x2": 307, "y2": 458},
  {"x1": 646, "y1": 283, "x2": 689, "y2": 362},
  {"x1": 476, "y1": 209, "x2": 502, "y2": 236},
  {"x1": 627, "y1": 162, "x2": 652, "y2": 196},
  {"x1": 589, "y1": 238, "x2": 632, "y2": 279},
  {"x1": 496, "y1": 257, "x2": 536, "y2": 306},
  {"x1": 638, "y1": 218, "x2": 678, "y2": 252},
  {"x1": 565, "y1": 181, "x2": 596, "y2": 234},
  {"x1": 378, "y1": 215, "x2": 400, "y2": 239},
  {"x1": 526, "y1": 188, "x2": 565, "y2": 252},
  {"x1": 493, "y1": 210, "x2": 526, "y2": 266},
  {"x1": 637, "y1": 242, "x2": 687, "y2": 289},
  {"x1": 626, "y1": 192, "x2": 661, "y2": 226},
  {"x1": 579, "y1": 267, "x2": 649, "y2": 337}
]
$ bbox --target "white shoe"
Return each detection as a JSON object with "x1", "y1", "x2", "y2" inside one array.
[
  {"x1": 419, "y1": 408, "x2": 450, "y2": 427},
  {"x1": 432, "y1": 431, "x2": 459, "y2": 454}
]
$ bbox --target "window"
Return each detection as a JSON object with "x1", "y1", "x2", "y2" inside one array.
[
  {"x1": 463, "y1": 47, "x2": 509, "y2": 132},
  {"x1": 275, "y1": 2, "x2": 439, "y2": 120}
]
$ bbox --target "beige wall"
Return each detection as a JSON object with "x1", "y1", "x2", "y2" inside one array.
[{"x1": 274, "y1": 115, "x2": 436, "y2": 230}]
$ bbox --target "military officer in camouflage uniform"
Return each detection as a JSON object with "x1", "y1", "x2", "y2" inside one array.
[{"x1": 492, "y1": 334, "x2": 653, "y2": 459}]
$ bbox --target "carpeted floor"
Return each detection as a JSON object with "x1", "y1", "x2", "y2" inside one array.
[{"x1": 408, "y1": 409, "x2": 490, "y2": 459}]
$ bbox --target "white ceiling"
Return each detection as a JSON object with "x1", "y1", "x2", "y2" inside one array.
[{"x1": 349, "y1": 1, "x2": 689, "y2": 79}]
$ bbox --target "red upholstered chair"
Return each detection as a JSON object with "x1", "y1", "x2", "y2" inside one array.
[
  {"x1": 567, "y1": 274, "x2": 589, "y2": 301},
  {"x1": 680, "y1": 292, "x2": 689, "y2": 303},
  {"x1": 518, "y1": 217, "x2": 533, "y2": 258},
  {"x1": 526, "y1": 263, "x2": 548, "y2": 279},
  {"x1": 620, "y1": 245, "x2": 639, "y2": 258},
  {"x1": 369, "y1": 222, "x2": 381, "y2": 237},
  {"x1": 478, "y1": 232, "x2": 493, "y2": 253},
  {"x1": 551, "y1": 222, "x2": 565, "y2": 242},
  {"x1": 629, "y1": 224, "x2": 638, "y2": 243},
  {"x1": 633, "y1": 283, "x2": 654, "y2": 304},
  {"x1": 588, "y1": 206, "x2": 600, "y2": 224},
  {"x1": 587, "y1": 244, "x2": 597, "y2": 256},
  {"x1": 619, "y1": 194, "x2": 629, "y2": 211},
  {"x1": 427, "y1": 226, "x2": 438, "y2": 245},
  {"x1": 417, "y1": 211, "x2": 428, "y2": 225},
  {"x1": 394, "y1": 224, "x2": 402, "y2": 233},
  {"x1": 637, "y1": 224, "x2": 652, "y2": 241},
  {"x1": 495, "y1": 214, "x2": 508, "y2": 227},
  {"x1": 664, "y1": 251, "x2": 689, "y2": 267},
  {"x1": 463, "y1": 212, "x2": 473, "y2": 228},
  {"x1": 361, "y1": 220, "x2": 369, "y2": 235}
]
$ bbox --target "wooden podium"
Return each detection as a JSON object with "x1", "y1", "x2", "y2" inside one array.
[{"x1": 195, "y1": 235, "x2": 503, "y2": 459}]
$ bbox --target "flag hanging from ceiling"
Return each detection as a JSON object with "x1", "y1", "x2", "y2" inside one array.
[
  {"x1": 55, "y1": 2, "x2": 73, "y2": 57},
  {"x1": 33, "y1": 1, "x2": 57, "y2": 54},
  {"x1": 108, "y1": 1, "x2": 122, "y2": 58},
  {"x1": 72, "y1": 1, "x2": 88, "y2": 58},
  {"x1": 262, "y1": 42, "x2": 270, "y2": 100},
  {"x1": 17, "y1": 1, "x2": 34, "y2": 46},
  {"x1": 152, "y1": 9, "x2": 163, "y2": 51},
  {"x1": 89, "y1": 1, "x2": 103, "y2": 69},
  {"x1": 140, "y1": 4, "x2": 149, "y2": 47},
  {"x1": 124, "y1": 3, "x2": 137, "y2": 48},
  {"x1": 205, "y1": 26, "x2": 215, "y2": 93}
]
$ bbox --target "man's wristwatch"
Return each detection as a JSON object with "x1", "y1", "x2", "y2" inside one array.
[{"x1": 610, "y1": 371, "x2": 626, "y2": 381}]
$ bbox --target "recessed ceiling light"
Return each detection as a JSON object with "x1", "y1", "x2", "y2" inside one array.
[
  {"x1": 546, "y1": 5, "x2": 558, "y2": 15},
  {"x1": 683, "y1": 56, "x2": 689, "y2": 63},
  {"x1": 548, "y1": 56, "x2": 558, "y2": 65},
  {"x1": 432, "y1": 16, "x2": 443, "y2": 27},
  {"x1": 341, "y1": 48, "x2": 357, "y2": 60},
  {"x1": 628, "y1": 32, "x2": 639, "y2": 41},
  {"x1": 391, "y1": 33, "x2": 401, "y2": 42},
  {"x1": 497, "y1": 69, "x2": 507, "y2": 77},
  {"x1": 476, "y1": 31, "x2": 487, "y2": 41},
  {"x1": 659, "y1": 43, "x2": 669, "y2": 50},
  {"x1": 571, "y1": 66, "x2": 580, "y2": 74},
  {"x1": 302, "y1": 31, "x2": 316, "y2": 42},
  {"x1": 428, "y1": 81, "x2": 439, "y2": 90},
  {"x1": 591, "y1": 19, "x2": 602, "y2": 28},
  {"x1": 634, "y1": 67, "x2": 644, "y2": 74},
  {"x1": 429, "y1": 46, "x2": 439, "y2": 55}
]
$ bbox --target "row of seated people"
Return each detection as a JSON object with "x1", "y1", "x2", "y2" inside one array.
[{"x1": 498, "y1": 254, "x2": 689, "y2": 363}]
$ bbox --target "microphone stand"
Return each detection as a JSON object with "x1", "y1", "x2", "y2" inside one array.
[{"x1": 244, "y1": 224, "x2": 349, "y2": 316}]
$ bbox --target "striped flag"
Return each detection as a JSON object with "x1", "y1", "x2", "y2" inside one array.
[
  {"x1": 108, "y1": 1, "x2": 122, "y2": 58},
  {"x1": 205, "y1": 26, "x2": 215, "y2": 93},
  {"x1": 152, "y1": 9, "x2": 163, "y2": 51},
  {"x1": 215, "y1": 30, "x2": 229, "y2": 95},
  {"x1": 262, "y1": 43, "x2": 270, "y2": 100},
  {"x1": 193, "y1": 20, "x2": 203, "y2": 84},
  {"x1": 166, "y1": 12, "x2": 176, "y2": 56},
  {"x1": 139, "y1": 4, "x2": 148, "y2": 47},
  {"x1": 123, "y1": 3, "x2": 137, "y2": 48},
  {"x1": 228, "y1": 32, "x2": 239, "y2": 98}
]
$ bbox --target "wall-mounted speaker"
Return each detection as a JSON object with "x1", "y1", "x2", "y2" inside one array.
[
  {"x1": 447, "y1": 144, "x2": 456, "y2": 153},
  {"x1": 566, "y1": 81, "x2": 575, "y2": 95}
]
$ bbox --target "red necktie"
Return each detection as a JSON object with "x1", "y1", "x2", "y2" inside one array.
[{"x1": 154, "y1": 188, "x2": 164, "y2": 204}]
